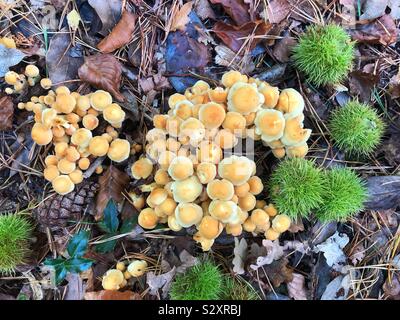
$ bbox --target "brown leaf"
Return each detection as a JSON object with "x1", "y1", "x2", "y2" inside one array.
[
  {"x1": 348, "y1": 70, "x2": 379, "y2": 102},
  {"x1": 95, "y1": 165, "x2": 130, "y2": 220},
  {"x1": 287, "y1": 273, "x2": 307, "y2": 300},
  {"x1": 97, "y1": 11, "x2": 136, "y2": 53},
  {"x1": 214, "y1": 45, "x2": 255, "y2": 73},
  {"x1": 383, "y1": 274, "x2": 400, "y2": 300},
  {"x1": 213, "y1": 20, "x2": 272, "y2": 52},
  {"x1": 194, "y1": 0, "x2": 216, "y2": 20},
  {"x1": 88, "y1": 0, "x2": 123, "y2": 35},
  {"x1": 85, "y1": 290, "x2": 141, "y2": 300},
  {"x1": 272, "y1": 34, "x2": 297, "y2": 63},
  {"x1": 261, "y1": 258, "x2": 293, "y2": 288},
  {"x1": 210, "y1": 0, "x2": 251, "y2": 25},
  {"x1": 171, "y1": 1, "x2": 193, "y2": 32},
  {"x1": 78, "y1": 53, "x2": 125, "y2": 102},
  {"x1": 0, "y1": 96, "x2": 13, "y2": 130},
  {"x1": 350, "y1": 15, "x2": 398, "y2": 45},
  {"x1": 264, "y1": 0, "x2": 291, "y2": 24}
]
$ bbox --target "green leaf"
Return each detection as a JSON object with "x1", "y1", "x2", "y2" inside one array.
[
  {"x1": 44, "y1": 257, "x2": 66, "y2": 267},
  {"x1": 64, "y1": 257, "x2": 93, "y2": 273},
  {"x1": 99, "y1": 200, "x2": 119, "y2": 234},
  {"x1": 67, "y1": 230, "x2": 90, "y2": 258},
  {"x1": 54, "y1": 265, "x2": 68, "y2": 285},
  {"x1": 95, "y1": 236, "x2": 117, "y2": 254},
  {"x1": 120, "y1": 215, "x2": 138, "y2": 234}
]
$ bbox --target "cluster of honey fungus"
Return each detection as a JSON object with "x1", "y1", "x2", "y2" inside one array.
[{"x1": 130, "y1": 71, "x2": 311, "y2": 250}]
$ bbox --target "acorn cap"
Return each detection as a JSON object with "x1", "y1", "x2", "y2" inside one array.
[
  {"x1": 171, "y1": 175, "x2": 203, "y2": 203},
  {"x1": 71, "y1": 128, "x2": 93, "y2": 147},
  {"x1": 175, "y1": 203, "x2": 203, "y2": 228},
  {"x1": 281, "y1": 113, "x2": 312, "y2": 146},
  {"x1": 90, "y1": 90, "x2": 113, "y2": 111},
  {"x1": 218, "y1": 155, "x2": 254, "y2": 186},
  {"x1": 166, "y1": 156, "x2": 193, "y2": 181},
  {"x1": 102, "y1": 269, "x2": 124, "y2": 290},
  {"x1": 103, "y1": 103, "x2": 126, "y2": 124},
  {"x1": 196, "y1": 162, "x2": 217, "y2": 184},
  {"x1": 31, "y1": 123, "x2": 53, "y2": 145},
  {"x1": 131, "y1": 157, "x2": 153, "y2": 180},
  {"x1": 254, "y1": 109, "x2": 285, "y2": 142},
  {"x1": 198, "y1": 102, "x2": 226, "y2": 129},
  {"x1": 227, "y1": 82, "x2": 264, "y2": 115},
  {"x1": 88, "y1": 136, "x2": 110, "y2": 157},
  {"x1": 276, "y1": 88, "x2": 304, "y2": 116},
  {"x1": 107, "y1": 139, "x2": 130, "y2": 162},
  {"x1": 209, "y1": 200, "x2": 239, "y2": 224},
  {"x1": 138, "y1": 208, "x2": 159, "y2": 229},
  {"x1": 52, "y1": 175, "x2": 75, "y2": 195},
  {"x1": 206, "y1": 179, "x2": 234, "y2": 201},
  {"x1": 221, "y1": 70, "x2": 248, "y2": 88}
]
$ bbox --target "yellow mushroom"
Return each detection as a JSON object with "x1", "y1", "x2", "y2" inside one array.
[
  {"x1": 258, "y1": 83, "x2": 280, "y2": 109},
  {"x1": 173, "y1": 100, "x2": 193, "y2": 120},
  {"x1": 57, "y1": 158, "x2": 76, "y2": 174},
  {"x1": 209, "y1": 200, "x2": 239, "y2": 223},
  {"x1": 286, "y1": 143, "x2": 309, "y2": 158},
  {"x1": 52, "y1": 175, "x2": 75, "y2": 195},
  {"x1": 43, "y1": 165, "x2": 60, "y2": 182},
  {"x1": 222, "y1": 111, "x2": 246, "y2": 135},
  {"x1": 102, "y1": 269, "x2": 125, "y2": 290},
  {"x1": 167, "y1": 215, "x2": 183, "y2": 231},
  {"x1": 167, "y1": 156, "x2": 194, "y2": 181},
  {"x1": 107, "y1": 139, "x2": 130, "y2": 162},
  {"x1": 157, "y1": 150, "x2": 176, "y2": 170},
  {"x1": 243, "y1": 218, "x2": 256, "y2": 233},
  {"x1": 131, "y1": 157, "x2": 153, "y2": 180},
  {"x1": 272, "y1": 214, "x2": 291, "y2": 233},
  {"x1": 198, "y1": 102, "x2": 226, "y2": 129},
  {"x1": 82, "y1": 114, "x2": 99, "y2": 130},
  {"x1": 227, "y1": 82, "x2": 264, "y2": 115},
  {"x1": 281, "y1": 113, "x2": 312, "y2": 146},
  {"x1": 88, "y1": 136, "x2": 110, "y2": 157},
  {"x1": 69, "y1": 169, "x2": 84, "y2": 184},
  {"x1": 90, "y1": 90, "x2": 113, "y2": 111},
  {"x1": 138, "y1": 208, "x2": 159, "y2": 229},
  {"x1": 217, "y1": 155, "x2": 254, "y2": 186},
  {"x1": 179, "y1": 117, "x2": 206, "y2": 146},
  {"x1": 234, "y1": 182, "x2": 250, "y2": 197},
  {"x1": 206, "y1": 179, "x2": 234, "y2": 201},
  {"x1": 265, "y1": 228, "x2": 280, "y2": 241},
  {"x1": 214, "y1": 129, "x2": 238, "y2": 149},
  {"x1": 254, "y1": 109, "x2": 285, "y2": 142},
  {"x1": 40, "y1": 78, "x2": 52, "y2": 90},
  {"x1": 168, "y1": 93, "x2": 186, "y2": 109},
  {"x1": 127, "y1": 260, "x2": 148, "y2": 277},
  {"x1": 238, "y1": 193, "x2": 257, "y2": 212},
  {"x1": 103, "y1": 103, "x2": 126, "y2": 124},
  {"x1": 175, "y1": 203, "x2": 203, "y2": 227},
  {"x1": 196, "y1": 162, "x2": 216, "y2": 184},
  {"x1": 71, "y1": 128, "x2": 92, "y2": 147},
  {"x1": 248, "y1": 176, "x2": 263, "y2": 195},
  {"x1": 276, "y1": 88, "x2": 304, "y2": 116},
  {"x1": 171, "y1": 175, "x2": 203, "y2": 203},
  {"x1": 156, "y1": 197, "x2": 177, "y2": 216},
  {"x1": 196, "y1": 141, "x2": 222, "y2": 164},
  {"x1": 147, "y1": 188, "x2": 169, "y2": 207},
  {"x1": 225, "y1": 223, "x2": 243, "y2": 236},
  {"x1": 198, "y1": 216, "x2": 223, "y2": 239},
  {"x1": 31, "y1": 123, "x2": 53, "y2": 145},
  {"x1": 221, "y1": 70, "x2": 248, "y2": 88},
  {"x1": 208, "y1": 87, "x2": 228, "y2": 103}
]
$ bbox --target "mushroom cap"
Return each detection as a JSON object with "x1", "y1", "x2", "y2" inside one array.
[
  {"x1": 272, "y1": 214, "x2": 291, "y2": 233},
  {"x1": 175, "y1": 203, "x2": 203, "y2": 228},
  {"x1": 208, "y1": 87, "x2": 228, "y2": 103},
  {"x1": 264, "y1": 204, "x2": 278, "y2": 217},
  {"x1": 250, "y1": 209, "x2": 270, "y2": 227},
  {"x1": 265, "y1": 139, "x2": 285, "y2": 149},
  {"x1": 265, "y1": 228, "x2": 280, "y2": 241},
  {"x1": 45, "y1": 155, "x2": 59, "y2": 166},
  {"x1": 146, "y1": 139, "x2": 167, "y2": 161},
  {"x1": 168, "y1": 93, "x2": 186, "y2": 109},
  {"x1": 146, "y1": 128, "x2": 166, "y2": 143},
  {"x1": 88, "y1": 136, "x2": 110, "y2": 157},
  {"x1": 196, "y1": 162, "x2": 217, "y2": 184},
  {"x1": 138, "y1": 208, "x2": 159, "y2": 229},
  {"x1": 158, "y1": 150, "x2": 176, "y2": 170},
  {"x1": 198, "y1": 216, "x2": 223, "y2": 239},
  {"x1": 25, "y1": 64, "x2": 40, "y2": 78},
  {"x1": 192, "y1": 80, "x2": 210, "y2": 95},
  {"x1": 31, "y1": 123, "x2": 53, "y2": 145},
  {"x1": 66, "y1": 146, "x2": 81, "y2": 162},
  {"x1": 272, "y1": 147, "x2": 286, "y2": 159},
  {"x1": 276, "y1": 88, "x2": 304, "y2": 116},
  {"x1": 281, "y1": 113, "x2": 312, "y2": 146},
  {"x1": 167, "y1": 156, "x2": 194, "y2": 181},
  {"x1": 57, "y1": 158, "x2": 76, "y2": 174},
  {"x1": 171, "y1": 176, "x2": 203, "y2": 203},
  {"x1": 209, "y1": 200, "x2": 239, "y2": 223},
  {"x1": 78, "y1": 157, "x2": 90, "y2": 170},
  {"x1": 153, "y1": 114, "x2": 168, "y2": 130},
  {"x1": 198, "y1": 102, "x2": 226, "y2": 129},
  {"x1": 52, "y1": 175, "x2": 75, "y2": 195},
  {"x1": 90, "y1": 90, "x2": 113, "y2": 111},
  {"x1": 147, "y1": 188, "x2": 169, "y2": 207},
  {"x1": 167, "y1": 215, "x2": 183, "y2": 231},
  {"x1": 196, "y1": 141, "x2": 222, "y2": 164},
  {"x1": 40, "y1": 78, "x2": 52, "y2": 90},
  {"x1": 107, "y1": 139, "x2": 130, "y2": 162},
  {"x1": 173, "y1": 100, "x2": 193, "y2": 120},
  {"x1": 55, "y1": 86, "x2": 70, "y2": 95},
  {"x1": 4, "y1": 71, "x2": 19, "y2": 85},
  {"x1": 214, "y1": 129, "x2": 238, "y2": 149},
  {"x1": 206, "y1": 179, "x2": 235, "y2": 201},
  {"x1": 243, "y1": 218, "x2": 257, "y2": 233},
  {"x1": 102, "y1": 269, "x2": 124, "y2": 290},
  {"x1": 248, "y1": 176, "x2": 264, "y2": 195},
  {"x1": 71, "y1": 128, "x2": 92, "y2": 147},
  {"x1": 234, "y1": 182, "x2": 250, "y2": 197},
  {"x1": 221, "y1": 70, "x2": 248, "y2": 88},
  {"x1": 222, "y1": 111, "x2": 246, "y2": 134},
  {"x1": 54, "y1": 142, "x2": 69, "y2": 157},
  {"x1": 179, "y1": 117, "x2": 206, "y2": 145},
  {"x1": 225, "y1": 223, "x2": 243, "y2": 236},
  {"x1": 82, "y1": 114, "x2": 99, "y2": 130},
  {"x1": 227, "y1": 82, "x2": 264, "y2": 115},
  {"x1": 166, "y1": 138, "x2": 181, "y2": 153},
  {"x1": 44, "y1": 165, "x2": 60, "y2": 182},
  {"x1": 157, "y1": 197, "x2": 177, "y2": 216},
  {"x1": 166, "y1": 116, "x2": 183, "y2": 137},
  {"x1": 238, "y1": 193, "x2": 257, "y2": 211},
  {"x1": 193, "y1": 232, "x2": 214, "y2": 251},
  {"x1": 127, "y1": 260, "x2": 148, "y2": 277},
  {"x1": 55, "y1": 93, "x2": 76, "y2": 114},
  {"x1": 254, "y1": 109, "x2": 285, "y2": 142},
  {"x1": 103, "y1": 103, "x2": 126, "y2": 124},
  {"x1": 256, "y1": 200, "x2": 267, "y2": 209},
  {"x1": 286, "y1": 143, "x2": 309, "y2": 158},
  {"x1": 131, "y1": 157, "x2": 153, "y2": 179},
  {"x1": 154, "y1": 169, "x2": 171, "y2": 185},
  {"x1": 76, "y1": 95, "x2": 91, "y2": 111},
  {"x1": 218, "y1": 155, "x2": 254, "y2": 186},
  {"x1": 258, "y1": 83, "x2": 280, "y2": 109},
  {"x1": 69, "y1": 169, "x2": 83, "y2": 184}
]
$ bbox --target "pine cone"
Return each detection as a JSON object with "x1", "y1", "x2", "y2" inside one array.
[{"x1": 34, "y1": 182, "x2": 98, "y2": 231}]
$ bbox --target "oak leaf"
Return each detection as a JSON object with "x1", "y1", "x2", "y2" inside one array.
[{"x1": 78, "y1": 53, "x2": 125, "y2": 102}]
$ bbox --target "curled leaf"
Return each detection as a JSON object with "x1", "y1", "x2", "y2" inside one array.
[
  {"x1": 98, "y1": 11, "x2": 136, "y2": 53},
  {"x1": 78, "y1": 53, "x2": 125, "y2": 102}
]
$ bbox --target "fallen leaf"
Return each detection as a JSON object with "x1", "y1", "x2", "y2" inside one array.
[
  {"x1": 250, "y1": 239, "x2": 285, "y2": 270},
  {"x1": 0, "y1": 96, "x2": 14, "y2": 131},
  {"x1": 95, "y1": 165, "x2": 130, "y2": 220},
  {"x1": 272, "y1": 34, "x2": 297, "y2": 63},
  {"x1": 350, "y1": 15, "x2": 398, "y2": 45},
  {"x1": 382, "y1": 134, "x2": 400, "y2": 167},
  {"x1": 88, "y1": 0, "x2": 123, "y2": 35},
  {"x1": 64, "y1": 273, "x2": 85, "y2": 300},
  {"x1": 213, "y1": 20, "x2": 272, "y2": 52},
  {"x1": 232, "y1": 237, "x2": 247, "y2": 275},
  {"x1": 171, "y1": 1, "x2": 193, "y2": 32},
  {"x1": 210, "y1": 0, "x2": 251, "y2": 25},
  {"x1": 146, "y1": 267, "x2": 177, "y2": 298},
  {"x1": 0, "y1": 43, "x2": 25, "y2": 77},
  {"x1": 98, "y1": 11, "x2": 136, "y2": 53},
  {"x1": 85, "y1": 290, "x2": 141, "y2": 300},
  {"x1": 383, "y1": 275, "x2": 400, "y2": 300},
  {"x1": 78, "y1": 53, "x2": 125, "y2": 102},
  {"x1": 46, "y1": 31, "x2": 83, "y2": 89},
  {"x1": 67, "y1": 9, "x2": 81, "y2": 31},
  {"x1": 194, "y1": 0, "x2": 216, "y2": 20},
  {"x1": 321, "y1": 274, "x2": 351, "y2": 300},
  {"x1": 349, "y1": 242, "x2": 365, "y2": 265},
  {"x1": 314, "y1": 232, "x2": 349, "y2": 271},
  {"x1": 348, "y1": 70, "x2": 379, "y2": 102},
  {"x1": 359, "y1": 0, "x2": 388, "y2": 20},
  {"x1": 264, "y1": 0, "x2": 291, "y2": 24},
  {"x1": 365, "y1": 176, "x2": 400, "y2": 210},
  {"x1": 263, "y1": 258, "x2": 293, "y2": 288},
  {"x1": 214, "y1": 44, "x2": 255, "y2": 74},
  {"x1": 287, "y1": 273, "x2": 307, "y2": 300}
]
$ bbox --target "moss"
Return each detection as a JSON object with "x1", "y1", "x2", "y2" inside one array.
[
  {"x1": 221, "y1": 276, "x2": 260, "y2": 300},
  {"x1": 329, "y1": 100, "x2": 385, "y2": 156},
  {"x1": 293, "y1": 24, "x2": 354, "y2": 86},
  {"x1": 269, "y1": 158, "x2": 326, "y2": 218},
  {"x1": 0, "y1": 214, "x2": 32, "y2": 274},
  {"x1": 316, "y1": 168, "x2": 367, "y2": 222},
  {"x1": 169, "y1": 260, "x2": 223, "y2": 300}
]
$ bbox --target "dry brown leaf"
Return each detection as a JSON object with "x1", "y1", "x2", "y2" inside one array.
[
  {"x1": 88, "y1": 0, "x2": 123, "y2": 35},
  {"x1": 213, "y1": 20, "x2": 272, "y2": 52},
  {"x1": 210, "y1": 0, "x2": 251, "y2": 25},
  {"x1": 264, "y1": 0, "x2": 291, "y2": 24},
  {"x1": 194, "y1": 0, "x2": 216, "y2": 20},
  {"x1": 0, "y1": 96, "x2": 13, "y2": 130},
  {"x1": 287, "y1": 273, "x2": 307, "y2": 300},
  {"x1": 95, "y1": 165, "x2": 130, "y2": 220},
  {"x1": 214, "y1": 45, "x2": 255, "y2": 73},
  {"x1": 98, "y1": 11, "x2": 136, "y2": 53},
  {"x1": 78, "y1": 53, "x2": 125, "y2": 102},
  {"x1": 348, "y1": 70, "x2": 379, "y2": 103},
  {"x1": 85, "y1": 290, "x2": 141, "y2": 300},
  {"x1": 171, "y1": 1, "x2": 193, "y2": 32}
]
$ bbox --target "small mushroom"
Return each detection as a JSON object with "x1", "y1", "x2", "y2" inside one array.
[
  {"x1": 276, "y1": 88, "x2": 304, "y2": 116},
  {"x1": 196, "y1": 141, "x2": 222, "y2": 164},
  {"x1": 167, "y1": 215, "x2": 183, "y2": 231},
  {"x1": 208, "y1": 87, "x2": 228, "y2": 103},
  {"x1": 214, "y1": 129, "x2": 238, "y2": 149},
  {"x1": 102, "y1": 269, "x2": 125, "y2": 290},
  {"x1": 147, "y1": 188, "x2": 169, "y2": 207},
  {"x1": 127, "y1": 260, "x2": 148, "y2": 277},
  {"x1": 43, "y1": 165, "x2": 60, "y2": 182},
  {"x1": 167, "y1": 156, "x2": 194, "y2": 181},
  {"x1": 88, "y1": 136, "x2": 110, "y2": 157},
  {"x1": 138, "y1": 208, "x2": 159, "y2": 229},
  {"x1": 218, "y1": 155, "x2": 254, "y2": 186},
  {"x1": 265, "y1": 228, "x2": 280, "y2": 241},
  {"x1": 221, "y1": 70, "x2": 248, "y2": 88},
  {"x1": 82, "y1": 114, "x2": 99, "y2": 130},
  {"x1": 243, "y1": 218, "x2": 256, "y2": 233},
  {"x1": 209, "y1": 200, "x2": 239, "y2": 223},
  {"x1": 156, "y1": 197, "x2": 177, "y2": 216},
  {"x1": 254, "y1": 109, "x2": 285, "y2": 142},
  {"x1": 222, "y1": 111, "x2": 246, "y2": 135},
  {"x1": 40, "y1": 78, "x2": 52, "y2": 90},
  {"x1": 286, "y1": 143, "x2": 309, "y2": 158},
  {"x1": 272, "y1": 214, "x2": 291, "y2": 233},
  {"x1": 171, "y1": 175, "x2": 203, "y2": 203},
  {"x1": 57, "y1": 158, "x2": 76, "y2": 174},
  {"x1": 71, "y1": 128, "x2": 93, "y2": 148},
  {"x1": 153, "y1": 114, "x2": 168, "y2": 130},
  {"x1": 52, "y1": 175, "x2": 75, "y2": 195},
  {"x1": 31, "y1": 123, "x2": 53, "y2": 145},
  {"x1": 168, "y1": 93, "x2": 186, "y2": 109},
  {"x1": 90, "y1": 90, "x2": 113, "y2": 111},
  {"x1": 281, "y1": 114, "x2": 312, "y2": 146},
  {"x1": 154, "y1": 169, "x2": 171, "y2": 185},
  {"x1": 227, "y1": 82, "x2": 264, "y2": 115},
  {"x1": 196, "y1": 162, "x2": 216, "y2": 184},
  {"x1": 131, "y1": 158, "x2": 153, "y2": 180},
  {"x1": 107, "y1": 139, "x2": 130, "y2": 162},
  {"x1": 198, "y1": 102, "x2": 226, "y2": 129},
  {"x1": 248, "y1": 176, "x2": 263, "y2": 195},
  {"x1": 206, "y1": 179, "x2": 234, "y2": 201},
  {"x1": 175, "y1": 203, "x2": 203, "y2": 227},
  {"x1": 173, "y1": 100, "x2": 193, "y2": 120},
  {"x1": 69, "y1": 169, "x2": 84, "y2": 184},
  {"x1": 198, "y1": 216, "x2": 223, "y2": 240},
  {"x1": 103, "y1": 103, "x2": 126, "y2": 124},
  {"x1": 258, "y1": 83, "x2": 280, "y2": 109},
  {"x1": 234, "y1": 182, "x2": 250, "y2": 197},
  {"x1": 238, "y1": 193, "x2": 257, "y2": 212}
]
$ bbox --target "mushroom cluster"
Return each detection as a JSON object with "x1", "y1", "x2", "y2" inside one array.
[
  {"x1": 18, "y1": 76, "x2": 130, "y2": 195},
  {"x1": 130, "y1": 71, "x2": 299, "y2": 251},
  {"x1": 102, "y1": 260, "x2": 148, "y2": 290},
  {"x1": 4, "y1": 64, "x2": 41, "y2": 94}
]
